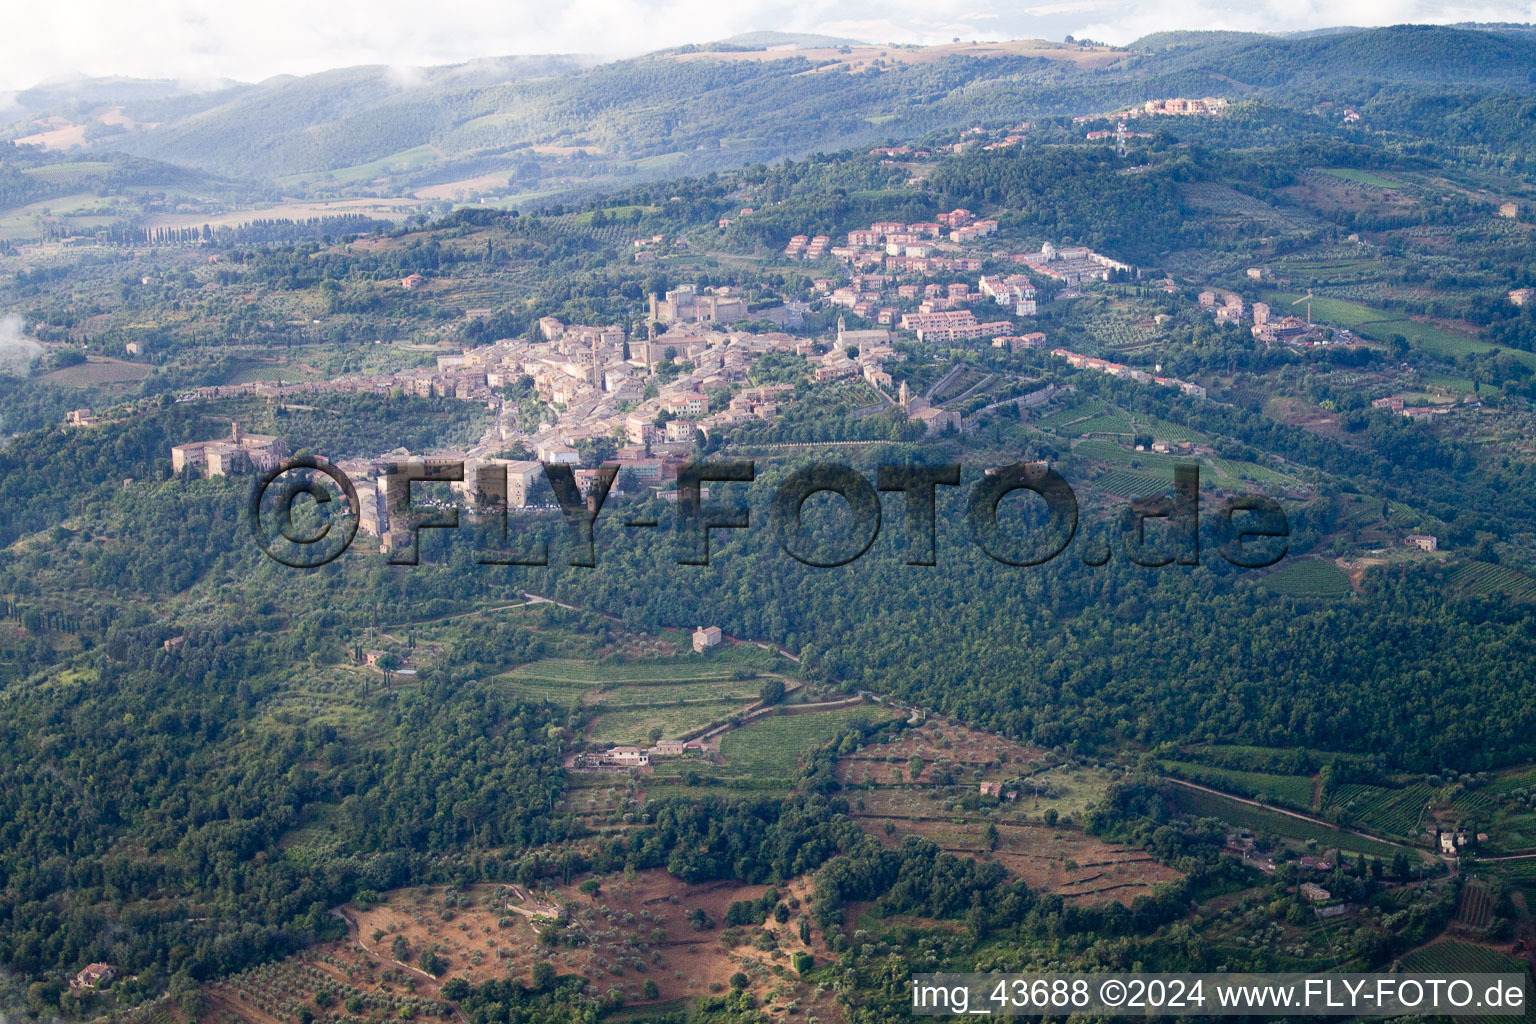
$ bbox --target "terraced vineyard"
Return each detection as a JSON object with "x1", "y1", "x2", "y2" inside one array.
[
  {"x1": 589, "y1": 680, "x2": 763, "y2": 706},
  {"x1": 1400, "y1": 942, "x2": 1536, "y2": 1024},
  {"x1": 1344, "y1": 782, "x2": 1436, "y2": 838},
  {"x1": 1491, "y1": 766, "x2": 1536, "y2": 796},
  {"x1": 1137, "y1": 417, "x2": 1207, "y2": 444},
  {"x1": 1073, "y1": 440, "x2": 1209, "y2": 479},
  {"x1": 490, "y1": 674, "x2": 593, "y2": 705},
  {"x1": 1400, "y1": 939, "x2": 1529, "y2": 977},
  {"x1": 1071, "y1": 412, "x2": 1135, "y2": 437},
  {"x1": 1385, "y1": 499, "x2": 1426, "y2": 528},
  {"x1": 499, "y1": 651, "x2": 782, "y2": 736},
  {"x1": 1497, "y1": 861, "x2": 1536, "y2": 911},
  {"x1": 1090, "y1": 469, "x2": 1171, "y2": 498},
  {"x1": 1171, "y1": 787, "x2": 1404, "y2": 859},
  {"x1": 1037, "y1": 399, "x2": 1107, "y2": 431},
  {"x1": 1338, "y1": 494, "x2": 1389, "y2": 527},
  {"x1": 1447, "y1": 561, "x2": 1536, "y2": 600},
  {"x1": 1455, "y1": 879, "x2": 1496, "y2": 928},
  {"x1": 498, "y1": 653, "x2": 771, "y2": 704},
  {"x1": 507, "y1": 658, "x2": 750, "y2": 684},
  {"x1": 1207, "y1": 458, "x2": 1300, "y2": 486},
  {"x1": 1260, "y1": 559, "x2": 1353, "y2": 598},
  {"x1": 1451, "y1": 787, "x2": 1498, "y2": 821}
]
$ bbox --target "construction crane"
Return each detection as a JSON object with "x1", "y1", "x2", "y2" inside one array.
[{"x1": 1292, "y1": 290, "x2": 1314, "y2": 325}]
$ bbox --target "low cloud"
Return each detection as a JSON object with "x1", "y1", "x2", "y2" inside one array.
[
  {"x1": 0, "y1": 316, "x2": 44, "y2": 376},
  {"x1": 0, "y1": 0, "x2": 1533, "y2": 91},
  {"x1": 1071, "y1": 0, "x2": 1536, "y2": 43}
]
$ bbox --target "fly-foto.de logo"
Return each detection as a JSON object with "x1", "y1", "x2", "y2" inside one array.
[{"x1": 249, "y1": 457, "x2": 1289, "y2": 571}]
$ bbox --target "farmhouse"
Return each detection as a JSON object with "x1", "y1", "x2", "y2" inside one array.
[
  {"x1": 71, "y1": 964, "x2": 117, "y2": 989},
  {"x1": 693, "y1": 625, "x2": 723, "y2": 652},
  {"x1": 401, "y1": 274, "x2": 426, "y2": 290},
  {"x1": 1299, "y1": 883, "x2": 1331, "y2": 902},
  {"x1": 1405, "y1": 533, "x2": 1438, "y2": 552},
  {"x1": 652, "y1": 740, "x2": 686, "y2": 756}
]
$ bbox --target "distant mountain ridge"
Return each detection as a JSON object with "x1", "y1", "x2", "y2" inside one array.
[
  {"x1": 4, "y1": 24, "x2": 1534, "y2": 199},
  {"x1": 708, "y1": 31, "x2": 869, "y2": 48}
]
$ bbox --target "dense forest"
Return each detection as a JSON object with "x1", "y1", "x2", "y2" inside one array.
[{"x1": 5, "y1": 31, "x2": 1536, "y2": 1022}]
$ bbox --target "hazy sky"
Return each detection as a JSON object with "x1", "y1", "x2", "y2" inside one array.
[{"x1": 3, "y1": 0, "x2": 1533, "y2": 93}]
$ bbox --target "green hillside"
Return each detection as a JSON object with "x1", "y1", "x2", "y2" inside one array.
[{"x1": 8, "y1": 25, "x2": 1534, "y2": 199}]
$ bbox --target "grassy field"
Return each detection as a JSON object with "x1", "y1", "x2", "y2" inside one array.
[
  {"x1": 39, "y1": 357, "x2": 153, "y2": 386},
  {"x1": 501, "y1": 653, "x2": 763, "y2": 692},
  {"x1": 1260, "y1": 558, "x2": 1353, "y2": 598},
  {"x1": 587, "y1": 700, "x2": 748, "y2": 745},
  {"x1": 21, "y1": 160, "x2": 116, "y2": 183},
  {"x1": 650, "y1": 704, "x2": 898, "y2": 792},
  {"x1": 1179, "y1": 744, "x2": 1375, "y2": 774},
  {"x1": 1318, "y1": 167, "x2": 1408, "y2": 190},
  {"x1": 1160, "y1": 760, "x2": 1316, "y2": 810},
  {"x1": 1172, "y1": 786, "x2": 1406, "y2": 859},
  {"x1": 591, "y1": 680, "x2": 764, "y2": 705},
  {"x1": 1265, "y1": 291, "x2": 1536, "y2": 369},
  {"x1": 276, "y1": 144, "x2": 441, "y2": 188},
  {"x1": 216, "y1": 361, "x2": 321, "y2": 385},
  {"x1": 717, "y1": 706, "x2": 894, "y2": 776},
  {"x1": 497, "y1": 651, "x2": 784, "y2": 739}
]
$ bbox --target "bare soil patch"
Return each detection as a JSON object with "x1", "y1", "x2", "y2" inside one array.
[
  {"x1": 859, "y1": 818, "x2": 1180, "y2": 905},
  {"x1": 41, "y1": 356, "x2": 152, "y2": 386},
  {"x1": 207, "y1": 872, "x2": 840, "y2": 1023}
]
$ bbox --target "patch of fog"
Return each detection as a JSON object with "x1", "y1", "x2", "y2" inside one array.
[
  {"x1": 0, "y1": 315, "x2": 44, "y2": 376},
  {"x1": 385, "y1": 64, "x2": 427, "y2": 90}
]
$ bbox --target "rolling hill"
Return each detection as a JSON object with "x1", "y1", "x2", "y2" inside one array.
[{"x1": 4, "y1": 25, "x2": 1534, "y2": 200}]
